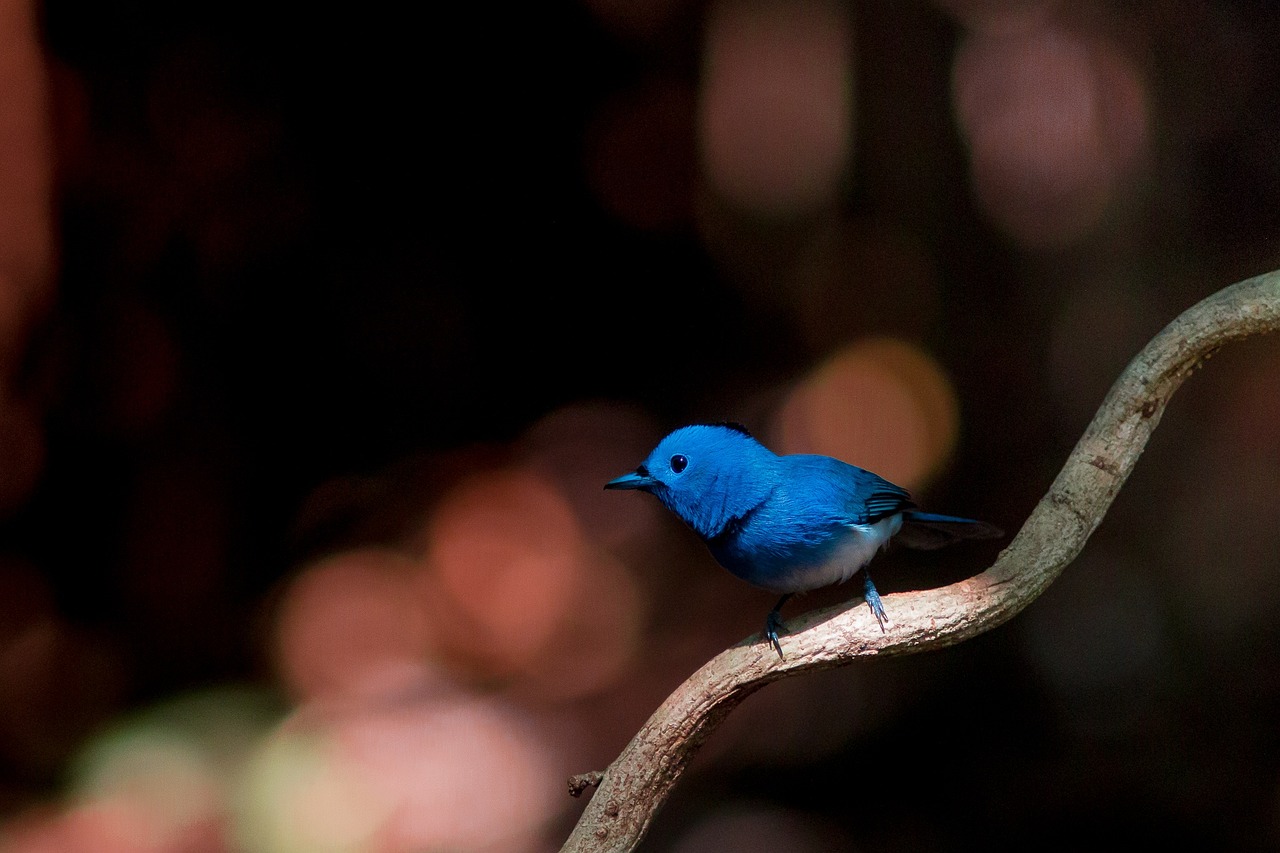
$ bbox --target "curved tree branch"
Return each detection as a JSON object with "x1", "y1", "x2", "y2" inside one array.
[{"x1": 561, "y1": 270, "x2": 1280, "y2": 853}]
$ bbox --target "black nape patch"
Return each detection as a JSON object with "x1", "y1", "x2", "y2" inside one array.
[{"x1": 704, "y1": 421, "x2": 752, "y2": 437}]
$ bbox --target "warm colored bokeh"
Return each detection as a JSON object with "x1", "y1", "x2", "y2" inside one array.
[
  {"x1": 698, "y1": 0, "x2": 855, "y2": 216},
  {"x1": 772, "y1": 337, "x2": 960, "y2": 490},
  {"x1": 1, "y1": 0, "x2": 1279, "y2": 851}
]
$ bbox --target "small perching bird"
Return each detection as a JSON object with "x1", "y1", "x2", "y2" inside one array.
[{"x1": 606, "y1": 423, "x2": 1002, "y2": 657}]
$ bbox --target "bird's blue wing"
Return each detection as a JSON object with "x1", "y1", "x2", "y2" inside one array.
[
  {"x1": 861, "y1": 480, "x2": 916, "y2": 523},
  {"x1": 782, "y1": 455, "x2": 915, "y2": 524}
]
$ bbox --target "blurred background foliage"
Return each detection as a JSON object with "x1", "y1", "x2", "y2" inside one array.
[{"x1": 0, "y1": 0, "x2": 1279, "y2": 850}]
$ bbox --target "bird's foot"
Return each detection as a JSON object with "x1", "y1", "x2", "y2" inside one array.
[
  {"x1": 863, "y1": 572, "x2": 891, "y2": 631},
  {"x1": 763, "y1": 593, "x2": 793, "y2": 659},
  {"x1": 764, "y1": 610, "x2": 787, "y2": 659}
]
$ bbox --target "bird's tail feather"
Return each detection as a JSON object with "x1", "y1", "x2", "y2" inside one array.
[{"x1": 897, "y1": 511, "x2": 1003, "y2": 550}]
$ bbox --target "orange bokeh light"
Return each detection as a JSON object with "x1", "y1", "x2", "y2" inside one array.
[
  {"x1": 415, "y1": 452, "x2": 646, "y2": 698},
  {"x1": 772, "y1": 337, "x2": 959, "y2": 490},
  {"x1": 420, "y1": 468, "x2": 593, "y2": 672}
]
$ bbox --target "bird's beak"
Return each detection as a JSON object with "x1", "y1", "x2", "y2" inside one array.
[{"x1": 605, "y1": 469, "x2": 656, "y2": 490}]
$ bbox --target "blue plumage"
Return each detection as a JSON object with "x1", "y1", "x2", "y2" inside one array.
[{"x1": 606, "y1": 423, "x2": 1001, "y2": 656}]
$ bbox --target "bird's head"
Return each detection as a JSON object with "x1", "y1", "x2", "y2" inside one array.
[{"x1": 605, "y1": 422, "x2": 775, "y2": 539}]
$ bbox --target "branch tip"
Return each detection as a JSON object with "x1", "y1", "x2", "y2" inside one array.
[{"x1": 568, "y1": 771, "x2": 605, "y2": 798}]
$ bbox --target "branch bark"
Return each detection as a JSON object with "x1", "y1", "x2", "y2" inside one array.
[{"x1": 561, "y1": 269, "x2": 1280, "y2": 853}]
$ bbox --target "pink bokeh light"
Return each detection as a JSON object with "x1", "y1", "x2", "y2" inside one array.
[
  {"x1": 952, "y1": 16, "x2": 1149, "y2": 246},
  {"x1": 422, "y1": 468, "x2": 592, "y2": 672},
  {"x1": 698, "y1": 0, "x2": 854, "y2": 216},
  {"x1": 237, "y1": 692, "x2": 559, "y2": 853},
  {"x1": 274, "y1": 549, "x2": 430, "y2": 701}
]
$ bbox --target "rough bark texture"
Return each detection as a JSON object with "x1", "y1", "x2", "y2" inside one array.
[{"x1": 561, "y1": 270, "x2": 1280, "y2": 853}]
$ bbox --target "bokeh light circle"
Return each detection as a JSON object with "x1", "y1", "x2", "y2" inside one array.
[
  {"x1": 421, "y1": 468, "x2": 592, "y2": 673},
  {"x1": 773, "y1": 337, "x2": 959, "y2": 489},
  {"x1": 952, "y1": 20, "x2": 1149, "y2": 246},
  {"x1": 274, "y1": 549, "x2": 429, "y2": 701},
  {"x1": 234, "y1": 692, "x2": 558, "y2": 853},
  {"x1": 698, "y1": 0, "x2": 854, "y2": 216}
]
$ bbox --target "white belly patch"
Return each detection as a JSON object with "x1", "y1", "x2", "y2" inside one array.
[{"x1": 780, "y1": 515, "x2": 903, "y2": 592}]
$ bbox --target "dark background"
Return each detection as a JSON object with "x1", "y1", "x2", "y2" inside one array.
[{"x1": 1, "y1": 0, "x2": 1279, "y2": 850}]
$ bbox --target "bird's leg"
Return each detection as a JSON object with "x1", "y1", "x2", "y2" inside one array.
[
  {"x1": 764, "y1": 593, "x2": 792, "y2": 659},
  {"x1": 863, "y1": 570, "x2": 891, "y2": 631}
]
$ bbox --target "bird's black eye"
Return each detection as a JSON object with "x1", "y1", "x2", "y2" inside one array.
[{"x1": 670, "y1": 454, "x2": 688, "y2": 474}]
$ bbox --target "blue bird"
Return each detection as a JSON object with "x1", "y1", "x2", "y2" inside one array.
[{"x1": 606, "y1": 422, "x2": 1001, "y2": 657}]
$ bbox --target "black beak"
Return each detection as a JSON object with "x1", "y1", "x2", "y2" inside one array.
[{"x1": 604, "y1": 467, "x2": 657, "y2": 490}]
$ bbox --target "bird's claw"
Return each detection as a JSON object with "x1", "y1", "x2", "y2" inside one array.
[
  {"x1": 764, "y1": 610, "x2": 787, "y2": 659},
  {"x1": 869, "y1": 599, "x2": 891, "y2": 631},
  {"x1": 863, "y1": 572, "x2": 891, "y2": 632}
]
